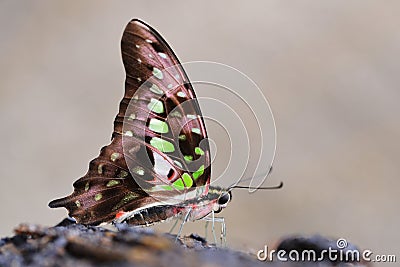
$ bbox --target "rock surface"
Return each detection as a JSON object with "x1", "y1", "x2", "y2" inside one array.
[{"x1": 0, "y1": 221, "x2": 368, "y2": 267}]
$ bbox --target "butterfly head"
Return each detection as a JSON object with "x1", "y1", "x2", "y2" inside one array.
[{"x1": 207, "y1": 186, "x2": 232, "y2": 214}]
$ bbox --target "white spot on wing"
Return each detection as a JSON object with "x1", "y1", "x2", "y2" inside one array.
[
  {"x1": 158, "y1": 52, "x2": 167, "y2": 59},
  {"x1": 124, "y1": 131, "x2": 133, "y2": 137},
  {"x1": 128, "y1": 113, "x2": 136, "y2": 120},
  {"x1": 187, "y1": 114, "x2": 197, "y2": 120},
  {"x1": 132, "y1": 166, "x2": 145, "y2": 176},
  {"x1": 153, "y1": 153, "x2": 171, "y2": 177},
  {"x1": 110, "y1": 152, "x2": 121, "y2": 162},
  {"x1": 153, "y1": 67, "x2": 164, "y2": 80},
  {"x1": 192, "y1": 128, "x2": 201, "y2": 135},
  {"x1": 150, "y1": 84, "x2": 163, "y2": 95},
  {"x1": 174, "y1": 160, "x2": 183, "y2": 169},
  {"x1": 177, "y1": 91, "x2": 186, "y2": 98}
]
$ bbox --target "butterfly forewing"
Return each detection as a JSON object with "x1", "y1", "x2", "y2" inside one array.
[
  {"x1": 49, "y1": 19, "x2": 211, "y2": 225},
  {"x1": 120, "y1": 20, "x2": 211, "y2": 202}
]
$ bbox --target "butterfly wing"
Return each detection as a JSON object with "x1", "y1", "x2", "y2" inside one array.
[{"x1": 49, "y1": 19, "x2": 211, "y2": 225}]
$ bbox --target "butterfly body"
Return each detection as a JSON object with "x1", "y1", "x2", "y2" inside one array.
[
  {"x1": 49, "y1": 19, "x2": 232, "y2": 229},
  {"x1": 114, "y1": 186, "x2": 229, "y2": 226}
]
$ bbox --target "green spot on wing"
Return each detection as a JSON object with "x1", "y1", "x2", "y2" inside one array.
[
  {"x1": 153, "y1": 67, "x2": 164, "y2": 79},
  {"x1": 150, "y1": 137, "x2": 175, "y2": 153},
  {"x1": 161, "y1": 185, "x2": 174, "y2": 191},
  {"x1": 128, "y1": 113, "x2": 136, "y2": 120},
  {"x1": 112, "y1": 192, "x2": 139, "y2": 211},
  {"x1": 122, "y1": 192, "x2": 138, "y2": 202},
  {"x1": 85, "y1": 182, "x2": 90, "y2": 191},
  {"x1": 110, "y1": 152, "x2": 120, "y2": 162},
  {"x1": 118, "y1": 170, "x2": 128, "y2": 178},
  {"x1": 173, "y1": 179, "x2": 185, "y2": 190},
  {"x1": 179, "y1": 134, "x2": 186, "y2": 141},
  {"x1": 191, "y1": 128, "x2": 201, "y2": 135},
  {"x1": 147, "y1": 98, "x2": 164, "y2": 114},
  {"x1": 107, "y1": 180, "x2": 120, "y2": 187},
  {"x1": 98, "y1": 164, "x2": 103, "y2": 174},
  {"x1": 75, "y1": 200, "x2": 81, "y2": 208},
  {"x1": 193, "y1": 165, "x2": 205, "y2": 180},
  {"x1": 149, "y1": 118, "x2": 169, "y2": 134},
  {"x1": 184, "y1": 155, "x2": 193, "y2": 162},
  {"x1": 195, "y1": 147, "x2": 204, "y2": 156},
  {"x1": 132, "y1": 166, "x2": 145, "y2": 176},
  {"x1": 128, "y1": 144, "x2": 140, "y2": 155},
  {"x1": 150, "y1": 84, "x2": 164, "y2": 95},
  {"x1": 95, "y1": 193, "x2": 103, "y2": 201},
  {"x1": 182, "y1": 173, "x2": 193, "y2": 187},
  {"x1": 170, "y1": 111, "x2": 182, "y2": 118}
]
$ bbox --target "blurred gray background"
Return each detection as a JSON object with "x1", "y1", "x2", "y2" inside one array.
[{"x1": 1, "y1": 1, "x2": 399, "y2": 263}]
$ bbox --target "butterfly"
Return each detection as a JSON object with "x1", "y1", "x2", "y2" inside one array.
[{"x1": 49, "y1": 19, "x2": 233, "y2": 237}]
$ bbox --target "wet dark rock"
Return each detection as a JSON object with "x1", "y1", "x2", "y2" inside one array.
[
  {"x1": 0, "y1": 223, "x2": 370, "y2": 267},
  {"x1": 0, "y1": 223, "x2": 268, "y2": 267}
]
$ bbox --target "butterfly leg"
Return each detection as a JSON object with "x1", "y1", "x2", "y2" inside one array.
[
  {"x1": 215, "y1": 217, "x2": 226, "y2": 246},
  {"x1": 202, "y1": 211, "x2": 217, "y2": 244},
  {"x1": 204, "y1": 220, "x2": 209, "y2": 240},
  {"x1": 211, "y1": 216, "x2": 226, "y2": 246},
  {"x1": 175, "y1": 207, "x2": 192, "y2": 242},
  {"x1": 169, "y1": 217, "x2": 179, "y2": 234},
  {"x1": 202, "y1": 214, "x2": 226, "y2": 246}
]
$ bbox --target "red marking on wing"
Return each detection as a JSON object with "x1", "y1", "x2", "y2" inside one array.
[{"x1": 116, "y1": 211, "x2": 126, "y2": 219}]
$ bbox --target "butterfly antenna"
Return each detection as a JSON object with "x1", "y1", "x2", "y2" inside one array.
[
  {"x1": 232, "y1": 181, "x2": 283, "y2": 190},
  {"x1": 230, "y1": 166, "x2": 283, "y2": 190}
]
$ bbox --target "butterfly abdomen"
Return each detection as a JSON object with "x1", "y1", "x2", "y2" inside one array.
[{"x1": 120, "y1": 205, "x2": 185, "y2": 226}]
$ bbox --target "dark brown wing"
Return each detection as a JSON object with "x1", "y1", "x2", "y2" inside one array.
[{"x1": 49, "y1": 19, "x2": 211, "y2": 225}]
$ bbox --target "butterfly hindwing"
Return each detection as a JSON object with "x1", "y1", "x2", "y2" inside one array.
[{"x1": 49, "y1": 19, "x2": 211, "y2": 225}]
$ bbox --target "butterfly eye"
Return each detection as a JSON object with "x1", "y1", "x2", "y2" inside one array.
[{"x1": 218, "y1": 192, "x2": 231, "y2": 206}]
